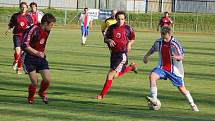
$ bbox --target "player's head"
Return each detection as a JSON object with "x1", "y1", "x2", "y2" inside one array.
[
  {"x1": 30, "y1": 2, "x2": 37, "y2": 12},
  {"x1": 41, "y1": 13, "x2": 56, "y2": 31},
  {"x1": 115, "y1": 11, "x2": 126, "y2": 26},
  {"x1": 164, "y1": 12, "x2": 169, "y2": 17},
  {"x1": 83, "y1": 7, "x2": 88, "y2": 14},
  {"x1": 19, "y1": 2, "x2": 28, "y2": 13},
  {"x1": 111, "y1": 9, "x2": 117, "y2": 19},
  {"x1": 161, "y1": 26, "x2": 172, "y2": 41}
]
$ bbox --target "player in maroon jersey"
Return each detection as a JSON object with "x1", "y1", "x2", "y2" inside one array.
[
  {"x1": 6, "y1": 2, "x2": 33, "y2": 74},
  {"x1": 29, "y1": 2, "x2": 44, "y2": 25},
  {"x1": 21, "y1": 13, "x2": 56, "y2": 104},
  {"x1": 157, "y1": 12, "x2": 173, "y2": 31},
  {"x1": 97, "y1": 11, "x2": 138, "y2": 100}
]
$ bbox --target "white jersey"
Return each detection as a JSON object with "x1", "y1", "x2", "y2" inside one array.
[
  {"x1": 28, "y1": 10, "x2": 44, "y2": 24},
  {"x1": 79, "y1": 13, "x2": 93, "y2": 27},
  {"x1": 152, "y1": 37, "x2": 184, "y2": 79}
]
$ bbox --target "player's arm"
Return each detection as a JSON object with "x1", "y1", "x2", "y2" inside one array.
[
  {"x1": 24, "y1": 47, "x2": 45, "y2": 58},
  {"x1": 157, "y1": 18, "x2": 162, "y2": 31},
  {"x1": 104, "y1": 27, "x2": 115, "y2": 47},
  {"x1": 5, "y1": 14, "x2": 15, "y2": 35},
  {"x1": 101, "y1": 20, "x2": 107, "y2": 37},
  {"x1": 127, "y1": 27, "x2": 135, "y2": 52},
  {"x1": 90, "y1": 18, "x2": 93, "y2": 29},
  {"x1": 143, "y1": 47, "x2": 155, "y2": 64}
]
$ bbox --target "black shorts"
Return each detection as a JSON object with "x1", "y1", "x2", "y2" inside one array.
[
  {"x1": 110, "y1": 52, "x2": 128, "y2": 72},
  {"x1": 13, "y1": 35, "x2": 22, "y2": 48},
  {"x1": 22, "y1": 52, "x2": 49, "y2": 73}
]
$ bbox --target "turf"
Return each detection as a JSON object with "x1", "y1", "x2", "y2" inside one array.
[{"x1": 0, "y1": 25, "x2": 215, "y2": 121}]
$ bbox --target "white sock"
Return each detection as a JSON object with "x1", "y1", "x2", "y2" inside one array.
[
  {"x1": 150, "y1": 86, "x2": 157, "y2": 100},
  {"x1": 185, "y1": 91, "x2": 195, "y2": 106},
  {"x1": 82, "y1": 37, "x2": 87, "y2": 44}
]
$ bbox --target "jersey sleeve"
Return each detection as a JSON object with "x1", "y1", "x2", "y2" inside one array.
[
  {"x1": 22, "y1": 26, "x2": 38, "y2": 49},
  {"x1": 152, "y1": 40, "x2": 161, "y2": 51},
  {"x1": 128, "y1": 26, "x2": 135, "y2": 40},
  {"x1": 171, "y1": 39, "x2": 184, "y2": 56},
  {"x1": 8, "y1": 13, "x2": 17, "y2": 28}
]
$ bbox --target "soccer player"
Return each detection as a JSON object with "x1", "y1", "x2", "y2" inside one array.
[
  {"x1": 21, "y1": 13, "x2": 56, "y2": 104},
  {"x1": 143, "y1": 26, "x2": 199, "y2": 112},
  {"x1": 101, "y1": 9, "x2": 117, "y2": 37},
  {"x1": 29, "y1": 2, "x2": 44, "y2": 25},
  {"x1": 5, "y1": 2, "x2": 33, "y2": 74},
  {"x1": 78, "y1": 8, "x2": 93, "y2": 46},
  {"x1": 97, "y1": 11, "x2": 138, "y2": 100},
  {"x1": 157, "y1": 12, "x2": 173, "y2": 31}
]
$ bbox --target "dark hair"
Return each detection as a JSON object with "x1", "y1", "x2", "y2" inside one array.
[
  {"x1": 41, "y1": 13, "x2": 56, "y2": 24},
  {"x1": 30, "y1": 2, "x2": 37, "y2": 7},
  {"x1": 161, "y1": 26, "x2": 172, "y2": 35},
  {"x1": 84, "y1": 7, "x2": 88, "y2": 10},
  {"x1": 115, "y1": 11, "x2": 126, "y2": 19},
  {"x1": 19, "y1": 2, "x2": 28, "y2": 8},
  {"x1": 164, "y1": 11, "x2": 169, "y2": 15}
]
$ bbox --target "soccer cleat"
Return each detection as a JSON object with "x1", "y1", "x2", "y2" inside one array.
[
  {"x1": 146, "y1": 96, "x2": 157, "y2": 105},
  {"x1": 129, "y1": 62, "x2": 138, "y2": 74},
  {"x1": 97, "y1": 94, "x2": 104, "y2": 100},
  {"x1": 16, "y1": 68, "x2": 22, "y2": 74},
  {"x1": 12, "y1": 62, "x2": 18, "y2": 71},
  {"x1": 39, "y1": 92, "x2": 48, "y2": 104},
  {"x1": 191, "y1": 104, "x2": 199, "y2": 112}
]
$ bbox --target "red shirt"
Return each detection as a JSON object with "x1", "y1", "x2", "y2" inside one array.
[
  {"x1": 22, "y1": 25, "x2": 50, "y2": 53},
  {"x1": 159, "y1": 16, "x2": 172, "y2": 27},
  {"x1": 161, "y1": 41, "x2": 171, "y2": 72},
  {"x1": 105, "y1": 23, "x2": 135, "y2": 53},
  {"x1": 8, "y1": 12, "x2": 33, "y2": 36}
]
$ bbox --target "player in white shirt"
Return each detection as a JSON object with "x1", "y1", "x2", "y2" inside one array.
[
  {"x1": 29, "y1": 2, "x2": 44, "y2": 25},
  {"x1": 143, "y1": 26, "x2": 199, "y2": 112},
  {"x1": 78, "y1": 8, "x2": 93, "y2": 46}
]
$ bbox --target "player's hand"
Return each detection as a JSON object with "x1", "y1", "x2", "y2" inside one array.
[
  {"x1": 143, "y1": 56, "x2": 148, "y2": 64},
  {"x1": 127, "y1": 43, "x2": 132, "y2": 52},
  {"x1": 5, "y1": 29, "x2": 11, "y2": 35},
  {"x1": 172, "y1": 54, "x2": 183, "y2": 61},
  {"x1": 108, "y1": 39, "x2": 116, "y2": 47},
  {"x1": 36, "y1": 51, "x2": 45, "y2": 58}
]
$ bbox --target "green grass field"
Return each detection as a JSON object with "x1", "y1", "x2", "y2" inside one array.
[{"x1": 0, "y1": 24, "x2": 215, "y2": 121}]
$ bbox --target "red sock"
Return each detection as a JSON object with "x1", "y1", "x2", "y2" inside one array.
[
  {"x1": 28, "y1": 84, "x2": 36, "y2": 98},
  {"x1": 14, "y1": 53, "x2": 19, "y2": 63},
  {"x1": 39, "y1": 80, "x2": 49, "y2": 97},
  {"x1": 17, "y1": 57, "x2": 22, "y2": 69},
  {"x1": 101, "y1": 79, "x2": 112, "y2": 95},
  {"x1": 118, "y1": 66, "x2": 132, "y2": 77}
]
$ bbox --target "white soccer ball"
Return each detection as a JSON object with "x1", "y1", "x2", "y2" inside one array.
[{"x1": 148, "y1": 99, "x2": 161, "y2": 110}]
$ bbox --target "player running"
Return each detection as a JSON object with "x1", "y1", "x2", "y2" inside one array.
[
  {"x1": 157, "y1": 12, "x2": 173, "y2": 31},
  {"x1": 21, "y1": 13, "x2": 56, "y2": 104},
  {"x1": 97, "y1": 11, "x2": 138, "y2": 100},
  {"x1": 143, "y1": 26, "x2": 199, "y2": 112},
  {"x1": 78, "y1": 8, "x2": 93, "y2": 46},
  {"x1": 29, "y1": 2, "x2": 44, "y2": 25},
  {"x1": 6, "y1": 2, "x2": 33, "y2": 74}
]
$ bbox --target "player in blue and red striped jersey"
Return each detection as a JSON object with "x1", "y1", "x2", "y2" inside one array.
[
  {"x1": 21, "y1": 13, "x2": 56, "y2": 104},
  {"x1": 29, "y1": 2, "x2": 44, "y2": 25},
  {"x1": 143, "y1": 26, "x2": 199, "y2": 111},
  {"x1": 6, "y1": 2, "x2": 33, "y2": 74},
  {"x1": 157, "y1": 12, "x2": 173, "y2": 31},
  {"x1": 97, "y1": 11, "x2": 138, "y2": 100}
]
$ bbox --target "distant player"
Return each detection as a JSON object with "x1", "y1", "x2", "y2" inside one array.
[
  {"x1": 157, "y1": 12, "x2": 173, "y2": 31},
  {"x1": 78, "y1": 8, "x2": 93, "y2": 46},
  {"x1": 143, "y1": 26, "x2": 199, "y2": 112},
  {"x1": 101, "y1": 9, "x2": 117, "y2": 37},
  {"x1": 21, "y1": 13, "x2": 56, "y2": 104},
  {"x1": 5, "y1": 2, "x2": 33, "y2": 74},
  {"x1": 97, "y1": 11, "x2": 138, "y2": 100},
  {"x1": 29, "y1": 2, "x2": 44, "y2": 25}
]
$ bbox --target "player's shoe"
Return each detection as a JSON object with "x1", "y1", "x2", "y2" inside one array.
[
  {"x1": 191, "y1": 104, "x2": 199, "y2": 112},
  {"x1": 39, "y1": 92, "x2": 48, "y2": 104},
  {"x1": 146, "y1": 96, "x2": 157, "y2": 105},
  {"x1": 12, "y1": 62, "x2": 18, "y2": 71},
  {"x1": 129, "y1": 62, "x2": 138, "y2": 74},
  {"x1": 97, "y1": 94, "x2": 104, "y2": 100},
  {"x1": 16, "y1": 68, "x2": 22, "y2": 74}
]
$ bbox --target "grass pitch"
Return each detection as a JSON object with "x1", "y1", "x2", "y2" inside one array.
[{"x1": 0, "y1": 25, "x2": 215, "y2": 121}]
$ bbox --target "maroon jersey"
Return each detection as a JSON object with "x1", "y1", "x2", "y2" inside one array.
[
  {"x1": 105, "y1": 23, "x2": 135, "y2": 53},
  {"x1": 22, "y1": 25, "x2": 50, "y2": 54},
  {"x1": 8, "y1": 12, "x2": 33, "y2": 36},
  {"x1": 159, "y1": 17, "x2": 172, "y2": 27}
]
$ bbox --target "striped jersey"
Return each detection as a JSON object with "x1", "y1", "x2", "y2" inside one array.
[{"x1": 152, "y1": 36, "x2": 184, "y2": 78}]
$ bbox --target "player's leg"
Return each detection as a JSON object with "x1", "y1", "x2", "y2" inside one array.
[
  {"x1": 118, "y1": 62, "x2": 138, "y2": 77},
  {"x1": 38, "y1": 69, "x2": 50, "y2": 104},
  {"x1": 178, "y1": 86, "x2": 199, "y2": 112},
  {"x1": 28, "y1": 70, "x2": 38, "y2": 104},
  {"x1": 13, "y1": 35, "x2": 22, "y2": 74}
]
